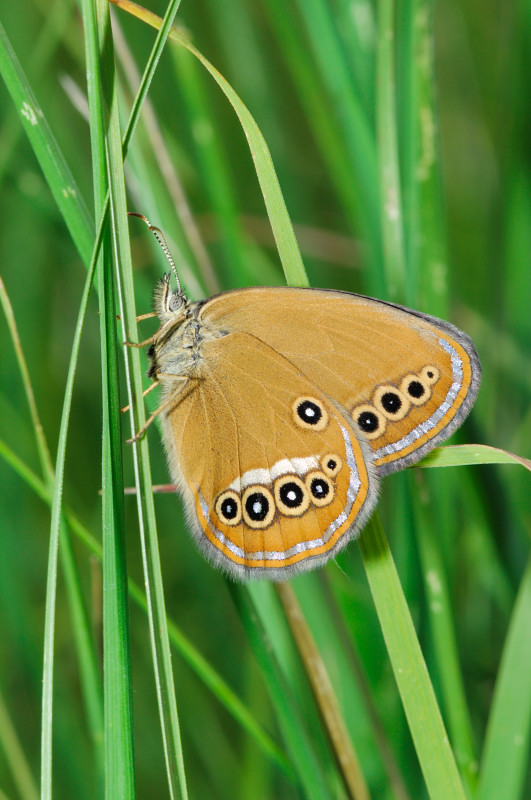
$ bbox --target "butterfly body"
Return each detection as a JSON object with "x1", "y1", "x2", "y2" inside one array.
[{"x1": 145, "y1": 277, "x2": 480, "y2": 581}]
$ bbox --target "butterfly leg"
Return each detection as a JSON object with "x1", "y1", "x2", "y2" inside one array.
[
  {"x1": 121, "y1": 380, "x2": 160, "y2": 414},
  {"x1": 124, "y1": 333, "x2": 157, "y2": 348},
  {"x1": 136, "y1": 311, "x2": 158, "y2": 322},
  {"x1": 126, "y1": 376, "x2": 189, "y2": 443}
]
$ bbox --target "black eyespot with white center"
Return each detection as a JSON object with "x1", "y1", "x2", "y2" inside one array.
[
  {"x1": 351, "y1": 404, "x2": 386, "y2": 439},
  {"x1": 359, "y1": 411, "x2": 378, "y2": 431},
  {"x1": 305, "y1": 471, "x2": 334, "y2": 507},
  {"x1": 242, "y1": 486, "x2": 275, "y2": 529},
  {"x1": 382, "y1": 392, "x2": 401, "y2": 412},
  {"x1": 280, "y1": 482, "x2": 304, "y2": 507},
  {"x1": 222, "y1": 498, "x2": 238, "y2": 519},
  {"x1": 292, "y1": 396, "x2": 328, "y2": 431},
  {"x1": 215, "y1": 490, "x2": 242, "y2": 526},
  {"x1": 310, "y1": 478, "x2": 329, "y2": 499},
  {"x1": 274, "y1": 475, "x2": 310, "y2": 516},
  {"x1": 246, "y1": 493, "x2": 269, "y2": 520}
]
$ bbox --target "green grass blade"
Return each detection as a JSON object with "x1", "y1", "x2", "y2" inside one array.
[
  {"x1": 95, "y1": 1, "x2": 191, "y2": 795},
  {"x1": 359, "y1": 515, "x2": 467, "y2": 800},
  {"x1": 88, "y1": 0, "x2": 135, "y2": 794},
  {"x1": 0, "y1": 435, "x2": 290, "y2": 778},
  {"x1": 292, "y1": 0, "x2": 383, "y2": 293},
  {"x1": 414, "y1": 474, "x2": 478, "y2": 793},
  {"x1": 376, "y1": 0, "x2": 406, "y2": 301},
  {"x1": 0, "y1": 689, "x2": 39, "y2": 800},
  {"x1": 477, "y1": 555, "x2": 531, "y2": 800},
  {"x1": 39, "y1": 243, "x2": 99, "y2": 799},
  {"x1": 418, "y1": 444, "x2": 531, "y2": 470},
  {"x1": 231, "y1": 583, "x2": 333, "y2": 799},
  {"x1": 111, "y1": 0, "x2": 308, "y2": 288},
  {"x1": 0, "y1": 20, "x2": 94, "y2": 264}
]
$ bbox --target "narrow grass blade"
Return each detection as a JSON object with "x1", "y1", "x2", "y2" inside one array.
[
  {"x1": 376, "y1": 0, "x2": 406, "y2": 301},
  {"x1": 477, "y1": 555, "x2": 531, "y2": 800},
  {"x1": 0, "y1": 20, "x2": 94, "y2": 264},
  {"x1": 0, "y1": 689, "x2": 39, "y2": 800},
  {"x1": 231, "y1": 583, "x2": 333, "y2": 800},
  {"x1": 93, "y1": 1, "x2": 190, "y2": 795},
  {"x1": 87, "y1": 0, "x2": 135, "y2": 794},
  {"x1": 276, "y1": 582, "x2": 370, "y2": 800},
  {"x1": 413, "y1": 473, "x2": 478, "y2": 792},
  {"x1": 0, "y1": 435, "x2": 290, "y2": 778},
  {"x1": 109, "y1": 0, "x2": 308, "y2": 288},
  {"x1": 359, "y1": 515, "x2": 467, "y2": 800}
]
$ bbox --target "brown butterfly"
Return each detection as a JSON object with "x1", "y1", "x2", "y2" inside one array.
[{"x1": 130, "y1": 219, "x2": 480, "y2": 581}]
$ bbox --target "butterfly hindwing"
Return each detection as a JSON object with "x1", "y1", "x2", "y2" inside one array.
[{"x1": 159, "y1": 331, "x2": 378, "y2": 580}]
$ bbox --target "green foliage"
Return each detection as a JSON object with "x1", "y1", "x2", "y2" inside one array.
[{"x1": 0, "y1": 0, "x2": 529, "y2": 798}]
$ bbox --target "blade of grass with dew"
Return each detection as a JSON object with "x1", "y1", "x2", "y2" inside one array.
[
  {"x1": 359, "y1": 515, "x2": 467, "y2": 800},
  {"x1": 0, "y1": 24, "x2": 104, "y2": 795},
  {"x1": 476, "y1": 554, "x2": 531, "y2": 800},
  {"x1": 0, "y1": 0, "x2": 77, "y2": 184},
  {"x1": 0, "y1": 20, "x2": 93, "y2": 264},
  {"x1": 110, "y1": 0, "x2": 308, "y2": 288}
]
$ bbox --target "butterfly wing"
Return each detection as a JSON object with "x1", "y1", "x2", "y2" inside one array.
[
  {"x1": 159, "y1": 331, "x2": 378, "y2": 580},
  {"x1": 199, "y1": 287, "x2": 481, "y2": 475}
]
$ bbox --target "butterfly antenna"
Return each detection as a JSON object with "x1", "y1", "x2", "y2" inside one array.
[{"x1": 128, "y1": 212, "x2": 183, "y2": 295}]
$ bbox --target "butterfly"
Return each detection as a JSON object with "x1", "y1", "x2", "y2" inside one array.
[{"x1": 130, "y1": 222, "x2": 481, "y2": 581}]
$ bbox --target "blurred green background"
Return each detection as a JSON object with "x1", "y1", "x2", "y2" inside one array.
[{"x1": 0, "y1": 0, "x2": 529, "y2": 798}]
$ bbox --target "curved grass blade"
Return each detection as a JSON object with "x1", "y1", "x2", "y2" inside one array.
[
  {"x1": 418, "y1": 444, "x2": 531, "y2": 471},
  {"x1": 109, "y1": 0, "x2": 308, "y2": 289}
]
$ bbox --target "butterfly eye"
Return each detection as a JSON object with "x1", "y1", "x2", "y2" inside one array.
[
  {"x1": 169, "y1": 292, "x2": 184, "y2": 312},
  {"x1": 292, "y1": 397, "x2": 329, "y2": 431},
  {"x1": 420, "y1": 365, "x2": 440, "y2": 385},
  {"x1": 274, "y1": 475, "x2": 310, "y2": 516},
  {"x1": 320, "y1": 453, "x2": 342, "y2": 478},
  {"x1": 242, "y1": 486, "x2": 275, "y2": 529},
  {"x1": 352, "y1": 404, "x2": 387, "y2": 440},
  {"x1": 215, "y1": 490, "x2": 242, "y2": 526},
  {"x1": 305, "y1": 471, "x2": 334, "y2": 507},
  {"x1": 373, "y1": 385, "x2": 410, "y2": 421},
  {"x1": 400, "y1": 374, "x2": 432, "y2": 406}
]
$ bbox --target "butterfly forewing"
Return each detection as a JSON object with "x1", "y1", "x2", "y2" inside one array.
[{"x1": 199, "y1": 287, "x2": 481, "y2": 475}]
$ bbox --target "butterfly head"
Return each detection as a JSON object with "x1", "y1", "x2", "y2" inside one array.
[{"x1": 153, "y1": 272, "x2": 189, "y2": 326}]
